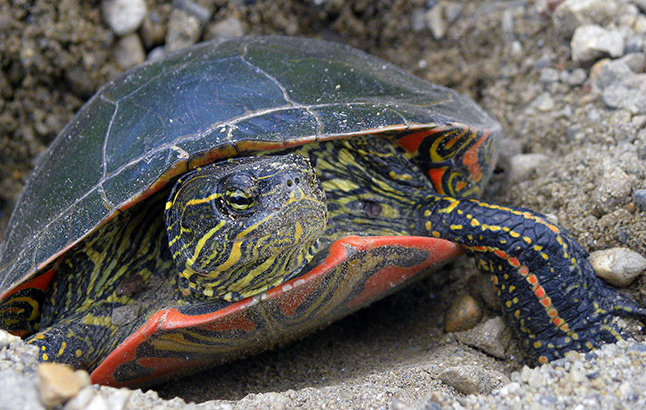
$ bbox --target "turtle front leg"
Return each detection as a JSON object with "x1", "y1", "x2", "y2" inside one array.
[
  {"x1": 420, "y1": 195, "x2": 646, "y2": 363},
  {"x1": 26, "y1": 317, "x2": 107, "y2": 370}
]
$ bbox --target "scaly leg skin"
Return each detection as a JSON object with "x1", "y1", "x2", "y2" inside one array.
[{"x1": 421, "y1": 195, "x2": 646, "y2": 363}]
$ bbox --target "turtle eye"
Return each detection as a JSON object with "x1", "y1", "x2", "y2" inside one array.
[
  {"x1": 224, "y1": 187, "x2": 255, "y2": 212},
  {"x1": 219, "y1": 173, "x2": 257, "y2": 215}
]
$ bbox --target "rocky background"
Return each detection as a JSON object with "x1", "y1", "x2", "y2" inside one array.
[{"x1": 2, "y1": 0, "x2": 646, "y2": 409}]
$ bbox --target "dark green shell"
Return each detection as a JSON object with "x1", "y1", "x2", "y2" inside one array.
[{"x1": 0, "y1": 36, "x2": 500, "y2": 296}]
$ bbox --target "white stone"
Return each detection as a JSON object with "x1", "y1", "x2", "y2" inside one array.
[
  {"x1": 571, "y1": 25, "x2": 625, "y2": 64},
  {"x1": 553, "y1": 0, "x2": 621, "y2": 36},
  {"x1": 102, "y1": 0, "x2": 147, "y2": 36},
  {"x1": 113, "y1": 34, "x2": 146, "y2": 70},
  {"x1": 589, "y1": 248, "x2": 646, "y2": 287}
]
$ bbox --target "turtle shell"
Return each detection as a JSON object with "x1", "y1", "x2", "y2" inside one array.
[{"x1": 0, "y1": 36, "x2": 501, "y2": 386}]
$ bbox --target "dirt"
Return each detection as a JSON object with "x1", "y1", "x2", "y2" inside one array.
[{"x1": 1, "y1": 0, "x2": 645, "y2": 409}]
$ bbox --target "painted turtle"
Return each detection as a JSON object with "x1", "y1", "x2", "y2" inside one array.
[{"x1": 0, "y1": 36, "x2": 644, "y2": 388}]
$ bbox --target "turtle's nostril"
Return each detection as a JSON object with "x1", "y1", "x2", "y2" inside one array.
[{"x1": 286, "y1": 180, "x2": 293, "y2": 187}]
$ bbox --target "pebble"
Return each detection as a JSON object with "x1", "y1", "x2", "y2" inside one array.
[
  {"x1": 113, "y1": 34, "x2": 146, "y2": 70},
  {"x1": 166, "y1": 8, "x2": 203, "y2": 51},
  {"x1": 508, "y1": 153, "x2": 548, "y2": 183},
  {"x1": 571, "y1": 25, "x2": 625, "y2": 64},
  {"x1": 443, "y1": 2, "x2": 463, "y2": 23},
  {"x1": 563, "y1": 67, "x2": 587, "y2": 85},
  {"x1": 531, "y1": 92, "x2": 555, "y2": 111},
  {"x1": 443, "y1": 294, "x2": 483, "y2": 332},
  {"x1": 0, "y1": 369, "x2": 43, "y2": 410},
  {"x1": 207, "y1": 16, "x2": 245, "y2": 39},
  {"x1": 438, "y1": 365, "x2": 495, "y2": 395},
  {"x1": 454, "y1": 317, "x2": 513, "y2": 359},
  {"x1": 38, "y1": 363, "x2": 90, "y2": 408},
  {"x1": 603, "y1": 84, "x2": 646, "y2": 114},
  {"x1": 140, "y1": 10, "x2": 168, "y2": 49},
  {"x1": 102, "y1": 0, "x2": 147, "y2": 36},
  {"x1": 589, "y1": 247, "x2": 646, "y2": 287},
  {"x1": 111, "y1": 305, "x2": 140, "y2": 326},
  {"x1": 634, "y1": 189, "x2": 646, "y2": 210},
  {"x1": 0, "y1": 330, "x2": 19, "y2": 348},
  {"x1": 626, "y1": 34, "x2": 645, "y2": 53},
  {"x1": 591, "y1": 166, "x2": 633, "y2": 215},
  {"x1": 552, "y1": 0, "x2": 622, "y2": 36},
  {"x1": 539, "y1": 67, "x2": 560, "y2": 83},
  {"x1": 424, "y1": 4, "x2": 447, "y2": 40}
]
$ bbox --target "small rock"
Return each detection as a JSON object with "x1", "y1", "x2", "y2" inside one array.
[
  {"x1": 0, "y1": 369, "x2": 43, "y2": 410},
  {"x1": 438, "y1": 365, "x2": 494, "y2": 395},
  {"x1": 103, "y1": 388, "x2": 132, "y2": 410},
  {"x1": 509, "y1": 41, "x2": 524, "y2": 62},
  {"x1": 111, "y1": 304, "x2": 141, "y2": 326},
  {"x1": 520, "y1": 365, "x2": 544, "y2": 388},
  {"x1": 173, "y1": 0, "x2": 212, "y2": 24},
  {"x1": 147, "y1": 46, "x2": 167, "y2": 62},
  {"x1": 425, "y1": 4, "x2": 447, "y2": 40},
  {"x1": 531, "y1": 92, "x2": 555, "y2": 111},
  {"x1": 113, "y1": 33, "x2": 146, "y2": 69},
  {"x1": 571, "y1": 25, "x2": 625, "y2": 64},
  {"x1": 590, "y1": 59, "x2": 635, "y2": 91},
  {"x1": 589, "y1": 248, "x2": 646, "y2": 287},
  {"x1": 455, "y1": 317, "x2": 514, "y2": 359},
  {"x1": 444, "y1": 294, "x2": 483, "y2": 332},
  {"x1": 0, "y1": 329, "x2": 20, "y2": 348},
  {"x1": 166, "y1": 8, "x2": 203, "y2": 51},
  {"x1": 496, "y1": 382, "x2": 521, "y2": 397},
  {"x1": 539, "y1": 67, "x2": 561, "y2": 83},
  {"x1": 102, "y1": 0, "x2": 147, "y2": 36},
  {"x1": 625, "y1": 35, "x2": 645, "y2": 54},
  {"x1": 509, "y1": 153, "x2": 548, "y2": 183},
  {"x1": 634, "y1": 189, "x2": 646, "y2": 210},
  {"x1": 411, "y1": 9, "x2": 427, "y2": 32},
  {"x1": 207, "y1": 16, "x2": 245, "y2": 39},
  {"x1": 78, "y1": 396, "x2": 109, "y2": 410},
  {"x1": 564, "y1": 68, "x2": 588, "y2": 85},
  {"x1": 591, "y1": 167, "x2": 633, "y2": 215},
  {"x1": 38, "y1": 363, "x2": 90, "y2": 408},
  {"x1": 140, "y1": 10, "x2": 168, "y2": 49},
  {"x1": 553, "y1": 0, "x2": 621, "y2": 36},
  {"x1": 443, "y1": 2, "x2": 463, "y2": 23},
  {"x1": 601, "y1": 84, "x2": 646, "y2": 113},
  {"x1": 62, "y1": 387, "x2": 94, "y2": 410},
  {"x1": 617, "y1": 52, "x2": 646, "y2": 73}
]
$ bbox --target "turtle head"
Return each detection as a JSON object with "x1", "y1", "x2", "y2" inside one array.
[{"x1": 165, "y1": 154, "x2": 327, "y2": 302}]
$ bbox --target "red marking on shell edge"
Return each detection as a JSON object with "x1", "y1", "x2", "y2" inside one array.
[
  {"x1": 345, "y1": 236, "x2": 463, "y2": 308},
  {"x1": 397, "y1": 129, "x2": 435, "y2": 154},
  {"x1": 0, "y1": 264, "x2": 57, "y2": 300},
  {"x1": 268, "y1": 239, "x2": 351, "y2": 317},
  {"x1": 461, "y1": 129, "x2": 488, "y2": 182},
  {"x1": 428, "y1": 167, "x2": 448, "y2": 194},
  {"x1": 91, "y1": 235, "x2": 461, "y2": 387}
]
